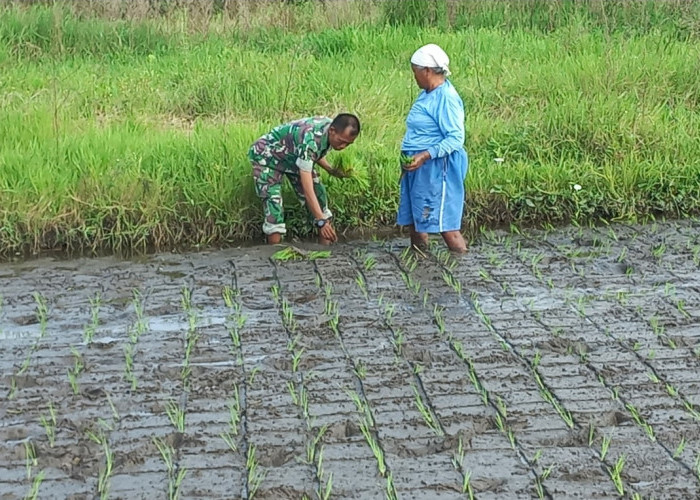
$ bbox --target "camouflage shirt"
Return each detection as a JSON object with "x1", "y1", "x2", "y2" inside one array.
[{"x1": 249, "y1": 116, "x2": 332, "y2": 172}]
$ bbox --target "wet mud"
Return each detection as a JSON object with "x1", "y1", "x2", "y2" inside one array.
[{"x1": 2, "y1": 219, "x2": 700, "y2": 499}]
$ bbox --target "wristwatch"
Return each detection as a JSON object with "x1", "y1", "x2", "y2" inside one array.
[{"x1": 314, "y1": 218, "x2": 327, "y2": 228}]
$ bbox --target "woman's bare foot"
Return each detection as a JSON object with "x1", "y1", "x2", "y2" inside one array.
[
  {"x1": 441, "y1": 230, "x2": 467, "y2": 253},
  {"x1": 409, "y1": 225, "x2": 429, "y2": 251}
]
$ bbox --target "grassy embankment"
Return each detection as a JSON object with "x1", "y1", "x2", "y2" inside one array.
[{"x1": 1, "y1": 0, "x2": 699, "y2": 255}]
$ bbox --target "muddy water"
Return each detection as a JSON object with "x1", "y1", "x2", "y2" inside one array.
[{"x1": 1, "y1": 219, "x2": 700, "y2": 499}]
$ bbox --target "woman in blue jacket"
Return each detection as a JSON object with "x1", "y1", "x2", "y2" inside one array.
[{"x1": 399, "y1": 43, "x2": 469, "y2": 253}]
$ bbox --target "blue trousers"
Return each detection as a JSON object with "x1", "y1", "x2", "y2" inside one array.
[{"x1": 397, "y1": 148, "x2": 468, "y2": 233}]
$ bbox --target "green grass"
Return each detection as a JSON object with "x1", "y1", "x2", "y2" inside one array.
[{"x1": 1, "y1": 0, "x2": 700, "y2": 255}]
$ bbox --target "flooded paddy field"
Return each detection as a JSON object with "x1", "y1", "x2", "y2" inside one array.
[{"x1": 2, "y1": 219, "x2": 700, "y2": 499}]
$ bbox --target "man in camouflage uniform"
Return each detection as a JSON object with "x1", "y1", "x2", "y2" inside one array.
[{"x1": 250, "y1": 113, "x2": 360, "y2": 244}]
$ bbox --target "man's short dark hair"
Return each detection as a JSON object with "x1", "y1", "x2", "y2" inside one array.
[{"x1": 331, "y1": 113, "x2": 360, "y2": 136}]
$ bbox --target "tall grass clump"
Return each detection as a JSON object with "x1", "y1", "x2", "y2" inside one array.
[{"x1": 1, "y1": 0, "x2": 700, "y2": 257}]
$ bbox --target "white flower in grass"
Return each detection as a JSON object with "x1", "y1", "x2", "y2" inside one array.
[
  {"x1": 494, "y1": 157, "x2": 504, "y2": 163},
  {"x1": 573, "y1": 184, "x2": 582, "y2": 191}
]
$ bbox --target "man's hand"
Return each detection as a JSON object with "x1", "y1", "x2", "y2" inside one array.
[
  {"x1": 328, "y1": 167, "x2": 351, "y2": 178},
  {"x1": 403, "y1": 151, "x2": 431, "y2": 172},
  {"x1": 319, "y1": 221, "x2": 337, "y2": 244}
]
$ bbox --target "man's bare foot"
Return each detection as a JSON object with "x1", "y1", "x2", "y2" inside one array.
[{"x1": 267, "y1": 233, "x2": 282, "y2": 245}]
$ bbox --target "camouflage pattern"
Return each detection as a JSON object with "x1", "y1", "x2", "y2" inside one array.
[{"x1": 249, "y1": 117, "x2": 333, "y2": 235}]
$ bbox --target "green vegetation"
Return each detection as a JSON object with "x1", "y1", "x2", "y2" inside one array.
[{"x1": 1, "y1": 0, "x2": 699, "y2": 255}]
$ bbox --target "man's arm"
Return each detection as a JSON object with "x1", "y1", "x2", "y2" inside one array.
[
  {"x1": 315, "y1": 157, "x2": 349, "y2": 178},
  {"x1": 299, "y1": 170, "x2": 338, "y2": 243},
  {"x1": 299, "y1": 170, "x2": 326, "y2": 221}
]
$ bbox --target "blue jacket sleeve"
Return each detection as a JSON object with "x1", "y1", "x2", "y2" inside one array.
[{"x1": 427, "y1": 87, "x2": 465, "y2": 160}]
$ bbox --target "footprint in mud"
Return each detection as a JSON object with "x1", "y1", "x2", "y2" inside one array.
[
  {"x1": 258, "y1": 446, "x2": 296, "y2": 467},
  {"x1": 325, "y1": 419, "x2": 361, "y2": 440},
  {"x1": 537, "y1": 337, "x2": 590, "y2": 356},
  {"x1": 10, "y1": 314, "x2": 39, "y2": 326}
]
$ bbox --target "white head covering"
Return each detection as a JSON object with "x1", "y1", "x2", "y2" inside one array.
[{"x1": 410, "y1": 43, "x2": 451, "y2": 76}]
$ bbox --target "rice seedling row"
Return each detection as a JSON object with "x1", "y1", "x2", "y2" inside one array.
[
  {"x1": 471, "y1": 226, "x2": 700, "y2": 497},
  {"x1": 2, "y1": 220, "x2": 700, "y2": 497}
]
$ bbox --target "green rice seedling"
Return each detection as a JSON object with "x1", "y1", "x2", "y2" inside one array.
[
  {"x1": 306, "y1": 425, "x2": 328, "y2": 465},
  {"x1": 246, "y1": 445, "x2": 265, "y2": 499},
  {"x1": 452, "y1": 436, "x2": 465, "y2": 469},
  {"x1": 666, "y1": 383, "x2": 679, "y2": 398},
  {"x1": 270, "y1": 284, "x2": 280, "y2": 304},
  {"x1": 67, "y1": 347, "x2": 84, "y2": 395},
  {"x1": 400, "y1": 153, "x2": 413, "y2": 167},
  {"x1": 360, "y1": 419, "x2": 386, "y2": 476},
  {"x1": 495, "y1": 396, "x2": 508, "y2": 418},
  {"x1": 123, "y1": 343, "x2": 137, "y2": 390},
  {"x1": 383, "y1": 303, "x2": 395, "y2": 325},
  {"x1": 507, "y1": 429, "x2": 516, "y2": 449},
  {"x1": 363, "y1": 255, "x2": 376, "y2": 272},
  {"x1": 84, "y1": 292, "x2": 102, "y2": 344},
  {"x1": 154, "y1": 437, "x2": 186, "y2": 500},
  {"x1": 412, "y1": 384, "x2": 443, "y2": 436},
  {"x1": 533, "y1": 449, "x2": 542, "y2": 463},
  {"x1": 25, "y1": 470, "x2": 44, "y2": 500},
  {"x1": 390, "y1": 328, "x2": 405, "y2": 354},
  {"x1": 432, "y1": 304, "x2": 445, "y2": 335},
  {"x1": 625, "y1": 403, "x2": 655, "y2": 441},
  {"x1": 287, "y1": 380, "x2": 299, "y2": 406},
  {"x1": 165, "y1": 400, "x2": 186, "y2": 433},
  {"x1": 33, "y1": 293, "x2": 48, "y2": 339},
  {"x1": 400, "y1": 271, "x2": 421, "y2": 295},
  {"x1": 353, "y1": 360, "x2": 367, "y2": 380},
  {"x1": 673, "y1": 437, "x2": 687, "y2": 459},
  {"x1": 39, "y1": 402, "x2": 57, "y2": 447},
  {"x1": 180, "y1": 287, "x2": 192, "y2": 314},
  {"x1": 355, "y1": 272, "x2": 368, "y2": 299},
  {"x1": 607, "y1": 454, "x2": 625, "y2": 496},
  {"x1": 248, "y1": 366, "x2": 260, "y2": 386},
  {"x1": 460, "y1": 470, "x2": 474, "y2": 498},
  {"x1": 478, "y1": 268, "x2": 492, "y2": 282},
  {"x1": 227, "y1": 385, "x2": 241, "y2": 435},
  {"x1": 600, "y1": 434, "x2": 612, "y2": 461},
  {"x1": 386, "y1": 472, "x2": 398, "y2": 500},
  {"x1": 532, "y1": 350, "x2": 541, "y2": 369},
  {"x1": 308, "y1": 250, "x2": 331, "y2": 260},
  {"x1": 652, "y1": 243, "x2": 666, "y2": 259},
  {"x1": 291, "y1": 348, "x2": 304, "y2": 372},
  {"x1": 17, "y1": 351, "x2": 32, "y2": 376},
  {"x1": 222, "y1": 286, "x2": 235, "y2": 309},
  {"x1": 8, "y1": 377, "x2": 17, "y2": 400},
  {"x1": 86, "y1": 428, "x2": 106, "y2": 446},
  {"x1": 535, "y1": 477, "x2": 545, "y2": 499},
  {"x1": 98, "y1": 440, "x2": 114, "y2": 500},
  {"x1": 221, "y1": 431, "x2": 237, "y2": 452},
  {"x1": 588, "y1": 422, "x2": 595, "y2": 446},
  {"x1": 318, "y1": 471, "x2": 333, "y2": 500},
  {"x1": 494, "y1": 413, "x2": 506, "y2": 433},
  {"x1": 24, "y1": 440, "x2": 37, "y2": 479},
  {"x1": 274, "y1": 247, "x2": 299, "y2": 261},
  {"x1": 132, "y1": 290, "x2": 147, "y2": 334},
  {"x1": 683, "y1": 401, "x2": 700, "y2": 421},
  {"x1": 542, "y1": 464, "x2": 555, "y2": 481},
  {"x1": 299, "y1": 386, "x2": 310, "y2": 422},
  {"x1": 676, "y1": 299, "x2": 691, "y2": 319}
]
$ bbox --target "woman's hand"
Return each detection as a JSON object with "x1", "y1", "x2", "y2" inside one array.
[{"x1": 402, "y1": 151, "x2": 431, "y2": 171}]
